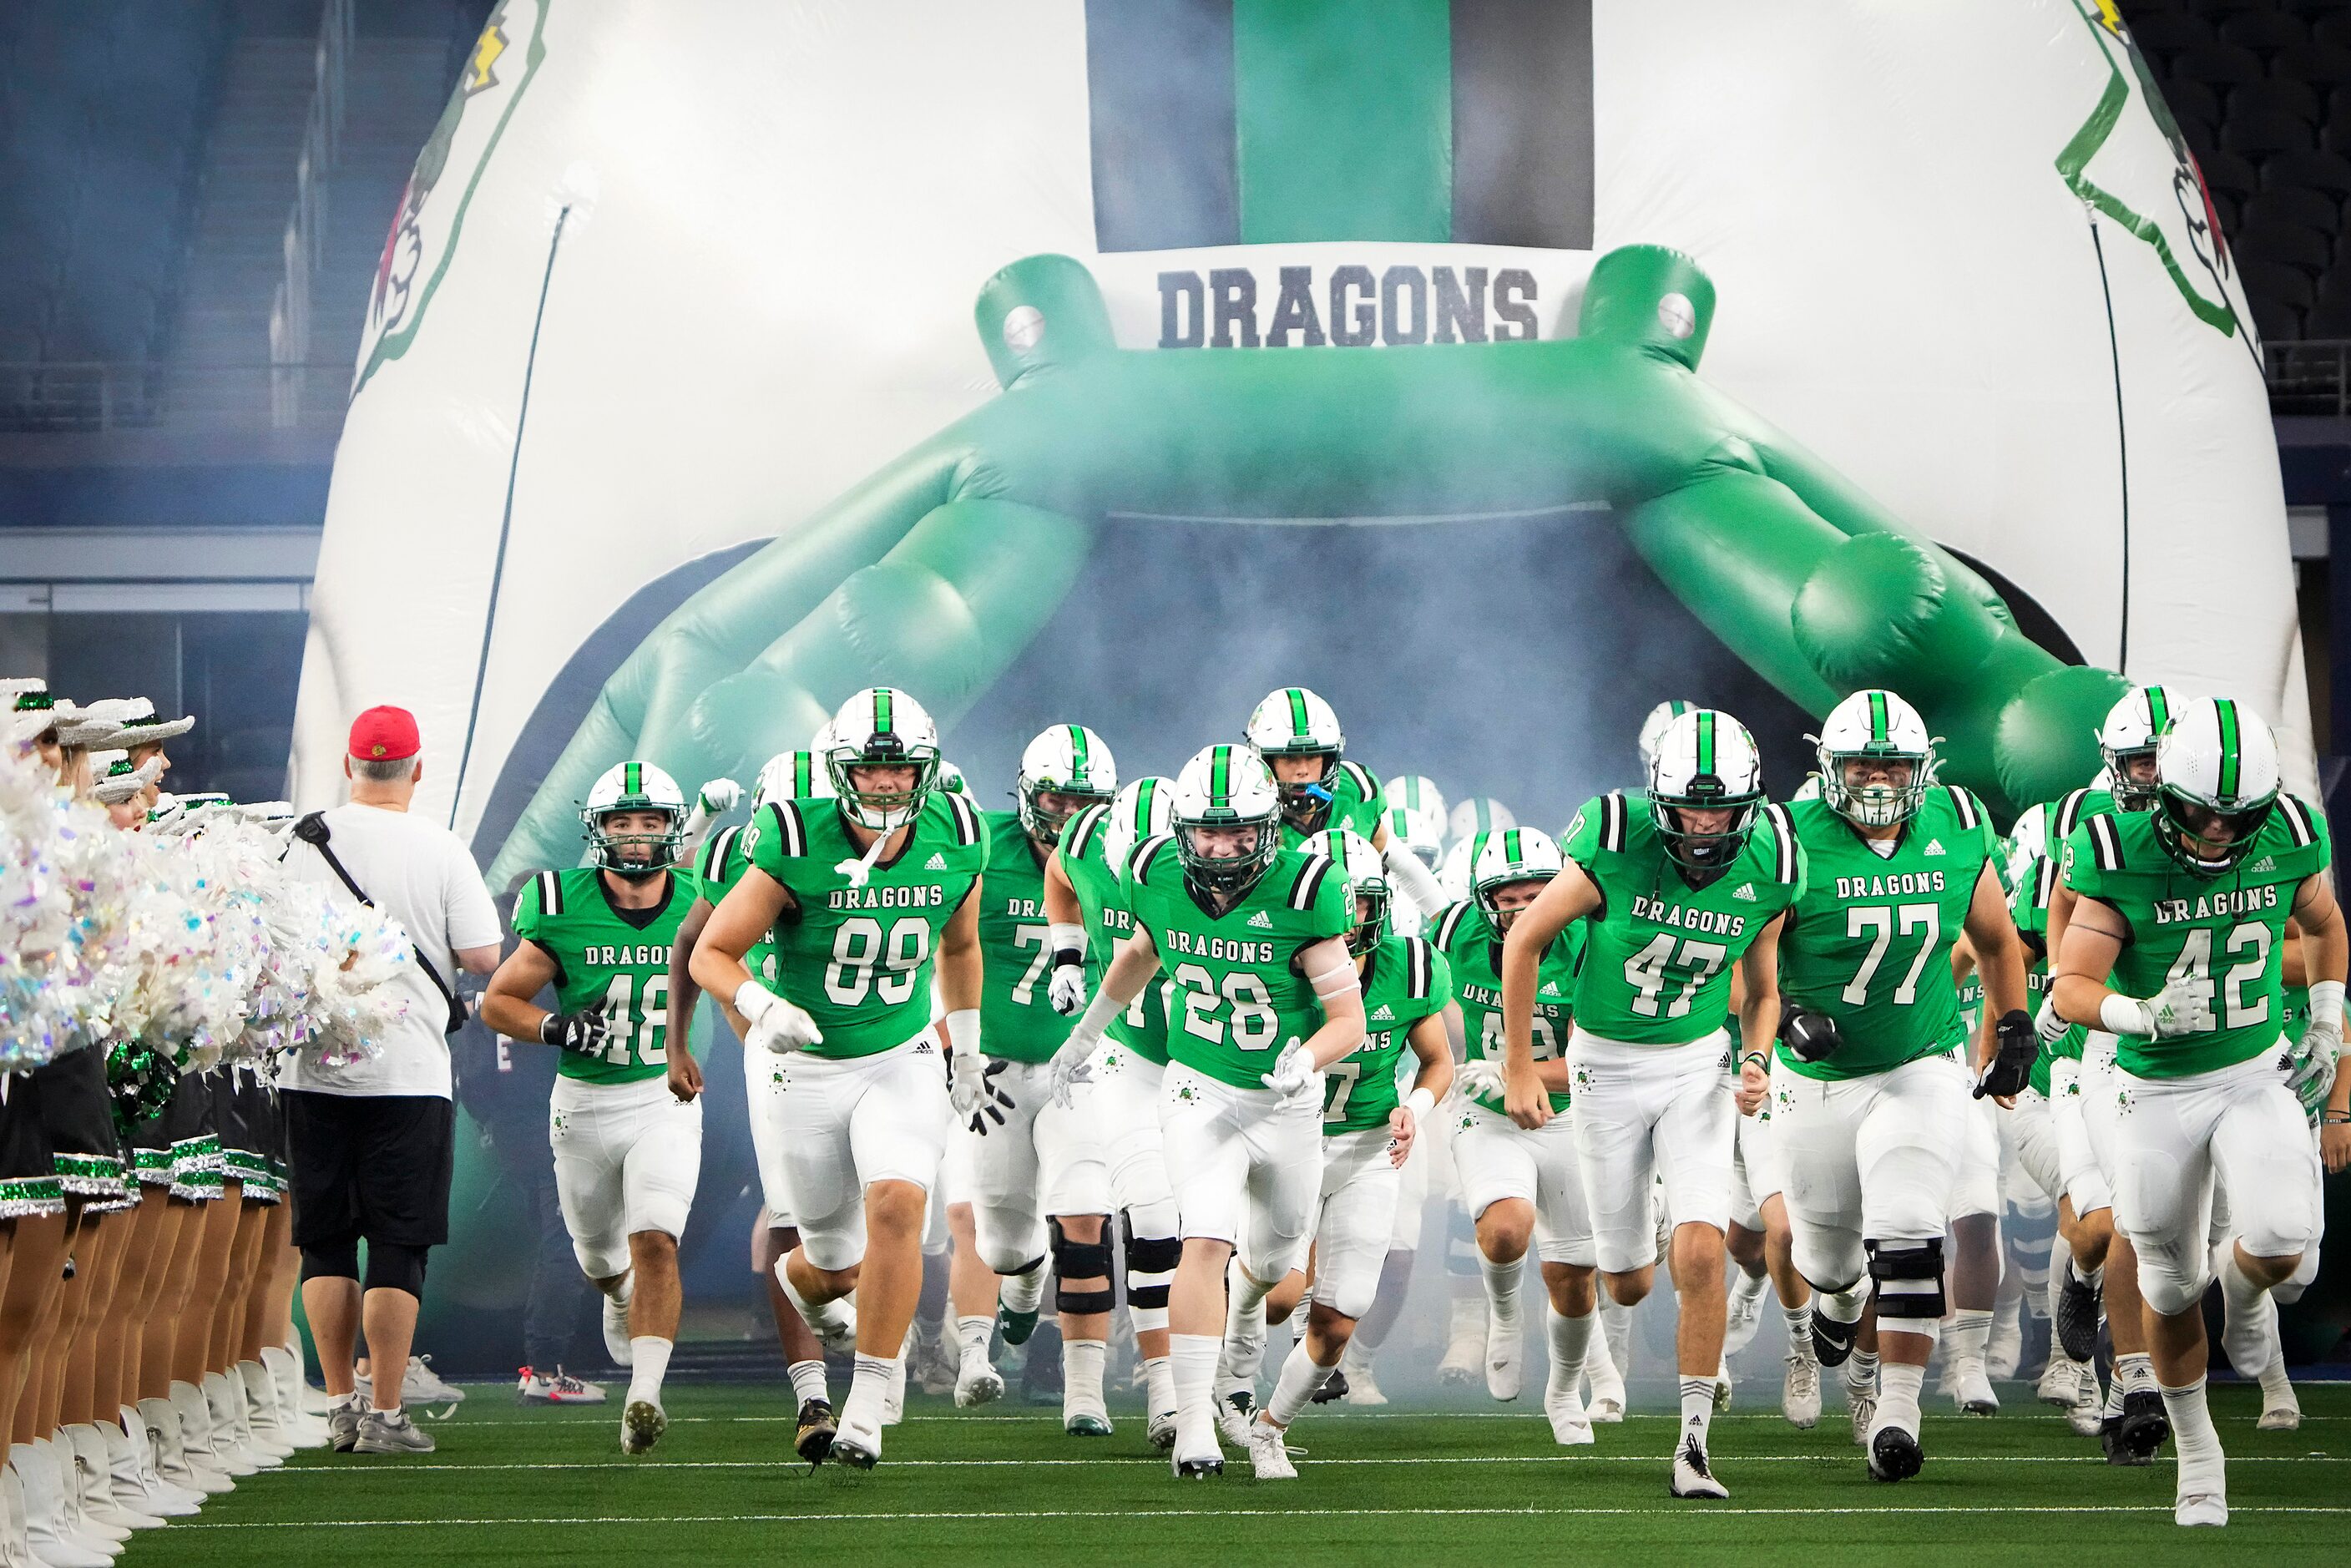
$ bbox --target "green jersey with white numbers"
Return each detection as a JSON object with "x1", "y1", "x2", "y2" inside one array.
[
  {"x1": 1560, "y1": 792, "x2": 1804, "y2": 1045},
  {"x1": 1430, "y1": 898, "x2": 1580, "y2": 1114},
  {"x1": 2010, "y1": 852, "x2": 2060, "y2": 1096},
  {"x1": 2061, "y1": 794, "x2": 2331, "y2": 1078},
  {"x1": 1776, "y1": 787, "x2": 1998, "y2": 1080},
  {"x1": 1123, "y1": 837, "x2": 1352, "y2": 1089},
  {"x1": 511, "y1": 865, "x2": 701, "y2": 1084},
  {"x1": 1280, "y1": 759, "x2": 1385, "y2": 850},
  {"x1": 1056, "y1": 803, "x2": 1172, "y2": 1065},
  {"x1": 745, "y1": 791, "x2": 988, "y2": 1060},
  {"x1": 1324, "y1": 934, "x2": 1450, "y2": 1132},
  {"x1": 975, "y1": 811, "x2": 1074, "y2": 1064}
]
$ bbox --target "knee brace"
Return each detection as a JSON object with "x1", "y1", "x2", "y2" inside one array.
[
  {"x1": 362, "y1": 1242, "x2": 430, "y2": 1298},
  {"x1": 1121, "y1": 1211, "x2": 1181, "y2": 1322},
  {"x1": 299, "y1": 1240, "x2": 359, "y2": 1284},
  {"x1": 1865, "y1": 1237, "x2": 1946, "y2": 1323},
  {"x1": 1050, "y1": 1217, "x2": 1116, "y2": 1317}
]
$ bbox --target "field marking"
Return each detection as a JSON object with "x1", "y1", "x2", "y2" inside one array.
[
  {"x1": 256, "y1": 1453, "x2": 2351, "y2": 1473},
  {"x1": 175, "y1": 1504, "x2": 2351, "y2": 1530},
  {"x1": 450, "y1": 1409, "x2": 2351, "y2": 1428}
]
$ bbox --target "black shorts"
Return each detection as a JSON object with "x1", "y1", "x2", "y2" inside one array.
[
  {"x1": 0, "y1": 1077, "x2": 64, "y2": 1219},
  {"x1": 285, "y1": 1091, "x2": 453, "y2": 1252},
  {"x1": 30, "y1": 1050, "x2": 126, "y2": 1201},
  {"x1": 157, "y1": 1069, "x2": 220, "y2": 1200}
]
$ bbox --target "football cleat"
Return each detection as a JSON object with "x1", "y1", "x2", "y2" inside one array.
[
  {"x1": 2055, "y1": 1267, "x2": 2103, "y2": 1365},
  {"x1": 1341, "y1": 1362, "x2": 1387, "y2": 1407},
  {"x1": 794, "y1": 1399, "x2": 838, "y2": 1464},
  {"x1": 1437, "y1": 1297, "x2": 1486, "y2": 1388},
  {"x1": 1810, "y1": 1309, "x2": 1859, "y2": 1368},
  {"x1": 1146, "y1": 1406, "x2": 1179, "y2": 1451},
  {"x1": 912, "y1": 1322, "x2": 958, "y2": 1396},
  {"x1": 2116, "y1": 1388, "x2": 2171, "y2": 1461},
  {"x1": 1309, "y1": 1368, "x2": 1350, "y2": 1405},
  {"x1": 829, "y1": 1414, "x2": 881, "y2": 1470},
  {"x1": 2099, "y1": 1414, "x2": 2144, "y2": 1466},
  {"x1": 1712, "y1": 1361, "x2": 1734, "y2": 1411},
  {"x1": 1246, "y1": 1418, "x2": 1297, "y2": 1480},
  {"x1": 1867, "y1": 1424, "x2": 1924, "y2": 1483},
  {"x1": 996, "y1": 1301, "x2": 1040, "y2": 1348},
  {"x1": 2257, "y1": 1374, "x2": 2302, "y2": 1433},
  {"x1": 1669, "y1": 1436, "x2": 1728, "y2": 1500},
  {"x1": 1064, "y1": 1410, "x2": 1114, "y2": 1438},
  {"x1": 1215, "y1": 1390, "x2": 1258, "y2": 1449},
  {"x1": 1545, "y1": 1370, "x2": 1595, "y2": 1446},
  {"x1": 1848, "y1": 1384, "x2": 1878, "y2": 1448},
  {"x1": 1953, "y1": 1358, "x2": 1999, "y2": 1417},
  {"x1": 1486, "y1": 1323, "x2": 1523, "y2": 1403},
  {"x1": 621, "y1": 1398, "x2": 666, "y2": 1455},
  {"x1": 2176, "y1": 1493, "x2": 2229, "y2": 1529},
  {"x1": 2066, "y1": 1366, "x2": 2104, "y2": 1437},
  {"x1": 954, "y1": 1357, "x2": 1005, "y2": 1409},
  {"x1": 2036, "y1": 1354, "x2": 2078, "y2": 1408},
  {"x1": 1782, "y1": 1352, "x2": 1821, "y2": 1429}
]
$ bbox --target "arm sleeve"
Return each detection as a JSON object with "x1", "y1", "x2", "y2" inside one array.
[{"x1": 1383, "y1": 837, "x2": 1450, "y2": 916}]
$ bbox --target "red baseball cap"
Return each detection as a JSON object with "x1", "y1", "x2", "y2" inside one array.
[{"x1": 349, "y1": 706, "x2": 422, "y2": 761}]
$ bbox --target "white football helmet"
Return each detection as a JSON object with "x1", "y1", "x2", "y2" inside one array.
[
  {"x1": 1017, "y1": 724, "x2": 1117, "y2": 844},
  {"x1": 2097, "y1": 685, "x2": 2178, "y2": 811},
  {"x1": 1383, "y1": 774, "x2": 1448, "y2": 863},
  {"x1": 823, "y1": 687, "x2": 942, "y2": 831},
  {"x1": 751, "y1": 748, "x2": 834, "y2": 813},
  {"x1": 2154, "y1": 696, "x2": 2280, "y2": 876},
  {"x1": 1448, "y1": 796, "x2": 1517, "y2": 845},
  {"x1": 1638, "y1": 699, "x2": 1698, "y2": 773},
  {"x1": 1246, "y1": 685, "x2": 1346, "y2": 827},
  {"x1": 580, "y1": 761, "x2": 689, "y2": 874},
  {"x1": 1170, "y1": 742, "x2": 1283, "y2": 897},
  {"x1": 1102, "y1": 774, "x2": 1177, "y2": 875},
  {"x1": 2005, "y1": 801, "x2": 2050, "y2": 887},
  {"x1": 1813, "y1": 689, "x2": 1935, "y2": 829},
  {"x1": 1648, "y1": 708, "x2": 1766, "y2": 873},
  {"x1": 1438, "y1": 833, "x2": 1479, "y2": 902},
  {"x1": 1301, "y1": 827, "x2": 1389, "y2": 954},
  {"x1": 1471, "y1": 826, "x2": 1565, "y2": 936}
]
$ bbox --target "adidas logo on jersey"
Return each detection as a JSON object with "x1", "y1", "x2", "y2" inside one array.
[
  {"x1": 924, "y1": 852, "x2": 947, "y2": 870},
  {"x1": 1249, "y1": 910, "x2": 1273, "y2": 928},
  {"x1": 2248, "y1": 855, "x2": 2278, "y2": 874},
  {"x1": 1371, "y1": 1004, "x2": 1394, "y2": 1021},
  {"x1": 1732, "y1": 883, "x2": 1757, "y2": 902},
  {"x1": 1540, "y1": 981, "x2": 1560, "y2": 996},
  {"x1": 1924, "y1": 839, "x2": 1946, "y2": 857}
]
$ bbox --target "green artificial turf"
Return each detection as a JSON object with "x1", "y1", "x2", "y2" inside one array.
[{"x1": 125, "y1": 1378, "x2": 2348, "y2": 1565}]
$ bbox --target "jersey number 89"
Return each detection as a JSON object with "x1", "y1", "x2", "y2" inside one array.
[{"x1": 827, "y1": 916, "x2": 930, "y2": 1007}]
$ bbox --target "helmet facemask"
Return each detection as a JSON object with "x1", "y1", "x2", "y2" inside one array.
[
  {"x1": 2103, "y1": 743, "x2": 2162, "y2": 811},
  {"x1": 1262, "y1": 747, "x2": 1341, "y2": 832},
  {"x1": 1175, "y1": 814, "x2": 1281, "y2": 898},
  {"x1": 1343, "y1": 879, "x2": 1391, "y2": 956},
  {"x1": 585, "y1": 807, "x2": 685, "y2": 877},
  {"x1": 827, "y1": 740, "x2": 939, "y2": 832},
  {"x1": 1474, "y1": 875, "x2": 1549, "y2": 938},
  {"x1": 1019, "y1": 776, "x2": 1113, "y2": 847},
  {"x1": 1650, "y1": 789, "x2": 1762, "y2": 874},
  {"x1": 2156, "y1": 787, "x2": 2273, "y2": 877},
  {"x1": 1818, "y1": 741, "x2": 1932, "y2": 830}
]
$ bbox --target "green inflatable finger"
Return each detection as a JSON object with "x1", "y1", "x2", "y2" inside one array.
[{"x1": 498, "y1": 242, "x2": 2120, "y2": 881}]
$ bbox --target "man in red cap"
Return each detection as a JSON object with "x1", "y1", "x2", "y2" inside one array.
[{"x1": 279, "y1": 706, "x2": 502, "y2": 1456}]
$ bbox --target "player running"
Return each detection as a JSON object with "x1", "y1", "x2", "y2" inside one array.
[
  {"x1": 1236, "y1": 829, "x2": 1452, "y2": 1477},
  {"x1": 1045, "y1": 744, "x2": 1363, "y2": 1478},
  {"x1": 1756, "y1": 690, "x2": 2031, "y2": 1482},
  {"x1": 2052, "y1": 696, "x2": 2345, "y2": 1528},
  {"x1": 965, "y1": 725, "x2": 1119, "y2": 1435},
  {"x1": 1500, "y1": 708, "x2": 1802, "y2": 1499},
  {"x1": 690, "y1": 687, "x2": 988, "y2": 1469},
  {"x1": 482, "y1": 761, "x2": 732, "y2": 1454},
  {"x1": 1246, "y1": 687, "x2": 1451, "y2": 918}
]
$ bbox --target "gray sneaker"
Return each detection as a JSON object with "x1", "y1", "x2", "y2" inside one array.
[
  {"x1": 352, "y1": 1409, "x2": 436, "y2": 1454},
  {"x1": 328, "y1": 1395, "x2": 365, "y2": 1453}
]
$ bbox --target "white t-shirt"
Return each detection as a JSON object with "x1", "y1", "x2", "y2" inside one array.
[{"x1": 280, "y1": 802, "x2": 502, "y2": 1099}]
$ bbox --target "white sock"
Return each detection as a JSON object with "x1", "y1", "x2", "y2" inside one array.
[
  {"x1": 1480, "y1": 1253, "x2": 1524, "y2": 1329},
  {"x1": 999, "y1": 1266, "x2": 1046, "y2": 1318},
  {"x1": 624, "y1": 1338, "x2": 672, "y2": 1406},
  {"x1": 2257, "y1": 1357, "x2": 2295, "y2": 1403},
  {"x1": 1221, "y1": 1269, "x2": 1272, "y2": 1393},
  {"x1": 1782, "y1": 1302, "x2": 1815, "y2": 1355},
  {"x1": 1170, "y1": 1333, "x2": 1221, "y2": 1449},
  {"x1": 1265, "y1": 1339, "x2": 1335, "y2": 1427},
  {"x1": 786, "y1": 1359, "x2": 829, "y2": 1407},
  {"x1": 1946, "y1": 1308, "x2": 1990, "y2": 1363},
  {"x1": 956, "y1": 1314, "x2": 993, "y2": 1364},
  {"x1": 1878, "y1": 1361, "x2": 1925, "y2": 1434},
  {"x1": 1143, "y1": 1355, "x2": 1176, "y2": 1421},
  {"x1": 1677, "y1": 1375, "x2": 1715, "y2": 1448},
  {"x1": 1547, "y1": 1306, "x2": 1594, "y2": 1392},
  {"x1": 2115, "y1": 1350, "x2": 2155, "y2": 1395},
  {"x1": 1848, "y1": 1348, "x2": 1880, "y2": 1394},
  {"x1": 2161, "y1": 1375, "x2": 2225, "y2": 1500},
  {"x1": 1063, "y1": 1339, "x2": 1106, "y2": 1414},
  {"x1": 1730, "y1": 1269, "x2": 1768, "y2": 1313},
  {"x1": 839, "y1": 1354, "x2": 894, "y2": 1435}
]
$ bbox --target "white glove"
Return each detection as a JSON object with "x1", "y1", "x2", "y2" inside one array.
[
  {"x1": 736, "y1": 979, "x2": 822, "y2": 1055},
  {"x1": 1454, "y1": 1057, "x2": 1504, "y2": 1101},
  {"x1": 2288, "y1": 1021, "x2": 2341, "y2": 1115},
  {"x1": 1045, "y1": 923, "x2": 1090, "y2": 1015},
  {"x1": 1047, "y1": 1032, "x2": 1098, "y2": 1109},
  {"x1": 696, "y1": 777, "x2": 743, "y2": 816},
  {"x1": 1260, "y1": 1037, "x2": 1321, "y2": 1096},
  {"x1": 2034, "y1": 994, "x2": 2069, "y2": 1048}
]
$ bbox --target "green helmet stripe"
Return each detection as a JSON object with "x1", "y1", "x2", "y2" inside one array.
[
  {"x1": 1697, "y1": 711, "x2": 1716, "y2": 776},
  {"x1": 1287, "y1": 688, "x2": 1310, "y2": 741},
  {"x1": 1135, "y1": 776, "x2": 1158, "y2": 828},
  {"x1": 795, "y1": 753, "x2": 813, "y2": 796},
  {"x1": 2146, "y1": 686, "x2": 2172, "y2": 736},
  {"x1": 874, "y1": 689, "x2": 893, "y2": 735},
  {"x1": 1067, "y1": 724, "x2": 1089, "y2": 780},
  {"x1": 1504, "y1": 827, "x2": 1522, "y2": 866},
  {"x1": 624, "y1": 761, "x2": 641, "y2": 798},
  {"x1": 1211, "y1": 746, "x2": 1231, "y2": 802},
  {"x1": 2215, "y1": 699, "x2": 2241, "y2": 799},
  {"x1": 1868, "y1": 690, "x2": 1888, "y2": 746}
]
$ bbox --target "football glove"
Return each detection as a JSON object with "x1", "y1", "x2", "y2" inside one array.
[
  {"x1": 2034, "y1": 994, "x2": 2069, "y2": 1048},
  {"x1": 1454, "y1": 1057, "x2": 1504, "y2": 1101},
  {"x1": 1260, "y1": 1037, "x2": 1320, "y2": 1097},
  {"x1": 540, "y1": 1010, "x2": 609, "y2": 1054},
  {"x1": 1777, "y1": 1002, "x2": 1844, "y2": 1064},
  {"x1": 950, "y1": 1050, "x2": 1014, "y2": 1133},
  {"x1": 2287, "y1": 1023, "x2": 2341, "y2": 1116},
  {"x1": 1974, "y1": 1009, "x2": 2037, "y2": 1100},
  {"x1": 1047, "y1": 952, "x2": 1089, "y2": 1016},
  {"x1": 2104, "y1": 975, "x2": 2217, "y2": 1039},
  {"x1": 696, "y1": 777, "x2": 743, "y2": 816},
  {"x1": 735, "y1": 979, "x2": 822, "y2": 1055},
  {"x1": 1046, "y1": 1030, "x2": 1098, "y2": 1109}
]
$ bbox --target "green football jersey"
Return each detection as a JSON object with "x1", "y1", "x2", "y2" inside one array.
[
  {"x1": 2010, "y1": 852, "x2": 2061, "y2": 1096},
  {"x1": 1776, "y1": 787, "x2": 1998, "y2": 1080},
  {"x1": 1430, "y1": 898, "x2": 1580, "y2": 1114},
  {"x1": 1280, "y1": 759, "x2": 1385, "y2": 850},
  {"x1": 744, "y1": 791, "x2": 988, "y2": 1060},
  {"x1": 975, "y1": 811, "x2": 1076, "y2": 1064},
  {"x1": 1055, "y1": 803, "x2": 1172, "y2": 1065},
  {"x1": 1122, "y1": 836, "x2": 1352, "y2": 1089},
  {"x1": 1560, "y1": 792, "x2": 1804, "y2": 1046},
  {"x1": 2061, "y1": 794, "x2": 2331, "y2": 1078},
  {"x1": 697, "y1": 824, "x2": 779, "y2": 987},
  {"x1": 1323, "y1": 934, "x2": 1451, "y2": 1132},
  {"x1": 511, "y1": 865, "x2": 702, "y2": 1084}
]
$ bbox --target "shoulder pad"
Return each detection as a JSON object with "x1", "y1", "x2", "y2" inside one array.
[
  {"x1": 1430, "y1": 900, "x2": 1473, "y2": 951},
  {"x1": 1064, "y1": 803, "x2": 1106, "y2": 860},
  {"x1": 1597, "y1": 790, "x2": 1630, "y2": 853},
  {"x1": 1288, "y1": 851, "x2": 1336, "y2": 911},
  {"x1": 1403, "y1": 936, "x2": 1436, "y2": 1000},
  {"x1": 1944, "y1": 784, "x2": 1984, "y2": 832},
  {"x1": 2083, "y1": 809, "x2": 2128, "y2": 873},
  {"x1": 1340, "y1": 759, "x2": 1379, "y2": 802},
  {"x1": 2055, "y1": 787, "x2": 2090, "y2": 840},
  {"x1": 943, "y1": 792, "x2": 983, "y2": 846},
  {"x1": 700, "y1": 824, "x2": 741, "y2": 881},
  {"x1": 1758, "y1": 801, "x2": 1798, "y2": 885},
  {"x1": 2276, "y1": 792, "x2": 2321, "y2": 851},
  {"x1": 763, "y1": 799, "x2": 808, "y2": 859},
  {"x1": 1129, "y1": 832, "x2": 1177, "y2": 884}
]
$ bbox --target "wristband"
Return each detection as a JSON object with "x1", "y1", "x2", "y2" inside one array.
[
  {"x1": 1048, "y1": 923, "x2": 1086, "y2": 963},
  {"x1": 538, "y1": 1014, "x2": 561, "y2": 1046},
  {"x1": 1405, "y1": 1086, "x2": 1436, "y2": 1120},
  {"x1": 1742, "y1": 1050, "x2": 1768, "y2": 1071},
  {"x1": 2310, "y1": 979, "x2": 2344, "y2": 1032},
  {"x1": 944, "y1": 1008, "x2": 981, "y2": 1057},
  {"x1": 2325, "y1": 1108, "x2": 2351, "y2": 1125},
  {"x1": 733, "y1": 978, "x2": 778, "y2": 1020},
  {"x1": 2099, "y1": 992, "x2": 2155, "y2": 1038}
]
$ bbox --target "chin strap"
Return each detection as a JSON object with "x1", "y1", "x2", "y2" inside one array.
[{"x1": 834, "y1": 817, "x2": 901, "y2": 888}]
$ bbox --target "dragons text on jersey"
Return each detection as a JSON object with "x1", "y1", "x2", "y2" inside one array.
[
  {"x1": 1432, "y1": 898, "x2": 1580, "y2": 1113},
  {"x1": 512, "y1": 865, "x2": 703, "y2": 1084}
]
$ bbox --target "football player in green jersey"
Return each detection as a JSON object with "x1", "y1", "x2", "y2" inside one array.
[
  {"x1": 959, "y1": 725, "x2": 1119, "y2": 1436},
  {"x1": 1246, "y1": 686, "x2": 1451, "y2": 918},
  {"x1": 2040, "y1": 685, "x2": 2177, "y2": 1464},
  {"x1": 1044, "y1": 745, "x2": 1362, "y2": 1479},
  {"x1": 1378, "y1": 773, "x2": 1447, "y2": 939},
  {"x1": 1231, "y1": 830, "x2": 1452, "y2": 1479},
  {"x1": 690, "y1": 687, "x2": 988, "y2": 1469},
  {"x1": 2054, "y1": 697, "x2": 2347, "y2": 1529},
  {"x1": 482, "y1": 761, "x2": 715, "y2": 1455},
  {"x1": 1501, "y1": 708, "x2": 1802, "y2": 1500},
  {"x1": 1042, "y1": 774, "x2": 1181, "y2": 1445},
  {"x1": 1439, "y1": 827, "x2": 1616, "y2": 1444},
  {"x1": 1755, "y1": 690, "x2": 2030, "y2": 1482},
  {"x1": 662, "y1": 736, "x2": 841, "y2": 1460}
]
